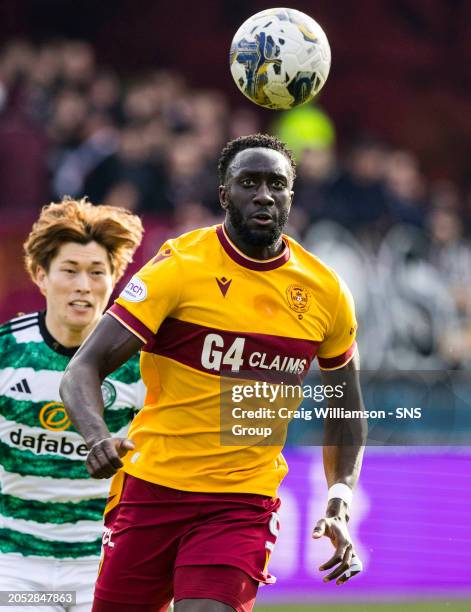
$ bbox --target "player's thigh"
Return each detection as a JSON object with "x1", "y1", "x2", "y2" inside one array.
[
  {"x1": 66, "y1": 578, "x2": 95, "y2": 612},
  {"x1": 176, "y1": 495, "x2": 280, "y2": 587},
  {"x1": 173, "y1": 565, "x2": 258, "y2": 612},
  {"x1": 0, "y1": 554, "x2": 96, "y2": 612},
  {"x1": 0, "y1": 553, "x2": 44, "y2": 589},
  {"x1": 95, "y1": 475, "x2": 181, "y2": 607},
  {"x1": 95, "y1": 520, "x2": 174, "y2": 608},
  {"x1": 0, "y1": 553, "x2": 61, "y2": 611},
  {"x1": 60, "y1": 557, "x2": 99, "y2": 611}
]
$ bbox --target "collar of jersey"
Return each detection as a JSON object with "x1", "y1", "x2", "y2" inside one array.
[
  {"x1": 216, "y1": 224, "x2": 290, "y2": 271},
  {"x1": 39, "y1": 311, "x2": 79, "y2": 357}
]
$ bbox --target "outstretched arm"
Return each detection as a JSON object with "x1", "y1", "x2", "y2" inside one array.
[
  {"x1": 313, "y1": 351, "x2": 367, "y2": 585},
  {"x1": 60, "y1": 314, "x2": 143, "y2": 478}
]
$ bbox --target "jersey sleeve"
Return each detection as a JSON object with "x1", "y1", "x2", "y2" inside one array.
[
  {"x1": 107, "y1": 244, "x2": 182, "y2": 344},
  {"x1": 317, "y1": 275, "x2": 358, "y2": 370}
]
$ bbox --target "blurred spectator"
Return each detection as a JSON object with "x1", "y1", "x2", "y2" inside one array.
[
  {"x1": 61, "y1": 41, "x2": 95, "y2": 91},
  {"x1": 273, "y1": 105, "x2": 338, "y2": 235},
  {"x1": 191, "y1": 90, "x2": 228, "y2": 136},
  {"x1": 48, "y1": 89, "x2": 89, "y2": 197},
  {"x1": 335, "y1": 137, "x2": 390, "y2": 240},
  {"x1": 84, "y1": 124, "x2": 169, "y2": 216},
  {"x1": 28, "y1": 42, "x2": 64, "y2": 124},
  {"x1": 427, "y1": 207, "x2": 471, "y2": 368},
  {"x1": 0, "y1": 40, "x2": 35, "y2": 99},
  {"x1": 48, "y1": 89, "x2": 88, "y2": 146},
  {"x1": 123, "y1": 79, "x2": 161, "y2": 125},
  {"x1": 296, "y1": 136, "x2": 391, "y2": 242},
  {"x1": 384, "y1": 150, "x2": 427, "y2": 227},
  {"x1": 290, "y1": 143, "x2": 339, "y2": 234},
  {"x1": 102, "y1": 182, "x2": 140, "y2": 212},
  {"x1": 52, "y1": 112, "x2": 119, "y2": 198},
  {"x1": 428, "y1": 206, "x2": 471, "y2": 312},
  {"x1": 89, "y1": 70, "x2": 122, "y2": 121},
  {"x1": 430, "y1": 180, "x2": 462, "y2": 213},
  {"x1": 0, "y1": 41, "x2": 48, "y2": 219},
  {"x1": 165, "y1": 134, "x2": 218, "y2": 214}
]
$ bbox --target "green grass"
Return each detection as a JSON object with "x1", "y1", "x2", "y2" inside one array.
[{"x1": 255, "y1": 602, "x2": 471, "y2": 612}]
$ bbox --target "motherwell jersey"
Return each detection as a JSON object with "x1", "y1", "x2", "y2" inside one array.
[{"x1": 108, "y1": 224, "x2": 357, "y2": 497}]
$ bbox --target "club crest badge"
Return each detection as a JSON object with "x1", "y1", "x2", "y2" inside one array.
[
  {"x1": 101, "y1": 380, "x2": 117, "y2": 409},
  {"x1": 286, "y1": 284, "x2": 312, "y2": 314}
]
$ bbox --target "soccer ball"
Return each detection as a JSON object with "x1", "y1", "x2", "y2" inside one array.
[{"x1": 230, "y1": 8, "x2": 331, "y2": 110}]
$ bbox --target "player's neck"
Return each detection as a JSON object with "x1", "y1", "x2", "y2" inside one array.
[
  {"x1": 223, "y1": 222, "x2": 285, "y2": 260},
  {"x1": 44, "y1": 311, "x2": 92, "y2": 349}
]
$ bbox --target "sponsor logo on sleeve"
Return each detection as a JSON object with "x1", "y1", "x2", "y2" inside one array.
[{"x1": 121, "y1": 276, "x2": 147, "y2": 303}]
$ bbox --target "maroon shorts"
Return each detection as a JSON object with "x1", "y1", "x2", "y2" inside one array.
[{"x1": 94, "y1": 473, "x2": 281, "y2": 611}]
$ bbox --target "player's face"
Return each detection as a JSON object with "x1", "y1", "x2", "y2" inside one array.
[
  {"x1": 220, "y1": 148, "x2": 294, "y2": 247},
  {"x1": 35, "y1": 241, "x2": 114, "y2": 337}
]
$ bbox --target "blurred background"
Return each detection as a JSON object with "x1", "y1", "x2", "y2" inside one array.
[{"x1": 0, "y1": 0, "x2": 470, "y2": 609}]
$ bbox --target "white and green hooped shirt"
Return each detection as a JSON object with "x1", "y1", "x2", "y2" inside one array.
[{"x1": 0, "y1": 312, "x2": 145, "y2": 560}]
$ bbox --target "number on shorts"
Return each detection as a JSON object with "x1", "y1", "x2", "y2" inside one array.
[{"x1": 266, "y1": 511, "x2": 280, "y2": 552}]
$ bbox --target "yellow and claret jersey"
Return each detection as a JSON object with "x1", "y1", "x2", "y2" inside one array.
[{"x1": 108, "y1": 224, "x2": 357, "y2": 497}]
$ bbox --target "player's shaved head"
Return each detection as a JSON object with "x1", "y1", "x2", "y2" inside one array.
[{"x1": 218, "y1": 133, "x2": 296, "y2": 185}]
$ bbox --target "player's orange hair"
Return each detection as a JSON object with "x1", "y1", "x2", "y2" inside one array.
[{"x1": 24, "y1": 196, "x2": 143, "y2": 283}]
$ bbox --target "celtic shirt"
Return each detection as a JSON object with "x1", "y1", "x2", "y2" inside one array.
[{"x1": 0, "y1": 312, "x2": 144, "y2": 559}]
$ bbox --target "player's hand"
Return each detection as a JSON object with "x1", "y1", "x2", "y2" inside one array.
[
  {"x1": 312, "y1": 515, "x2": 363, "y2": 585},
  {"x1": 86, "y1": 437, "x2": 135, "y2": 479}
]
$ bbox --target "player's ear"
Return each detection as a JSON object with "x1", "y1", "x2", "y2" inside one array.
[
  {"x1": 34, "y1": 265, "x2": 48, "y2": 297},
  {"x1": 219, "y1": 185, "x2": 229, "y2": 210}
]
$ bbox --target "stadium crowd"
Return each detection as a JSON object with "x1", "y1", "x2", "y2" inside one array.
[{"x1": 0, "y1": 39, "x2": 470, "y2": 370}]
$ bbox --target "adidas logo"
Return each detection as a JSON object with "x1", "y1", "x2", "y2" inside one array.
[{"x1": 10, "y1": 378, "x2": 32, "y2": 394}]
